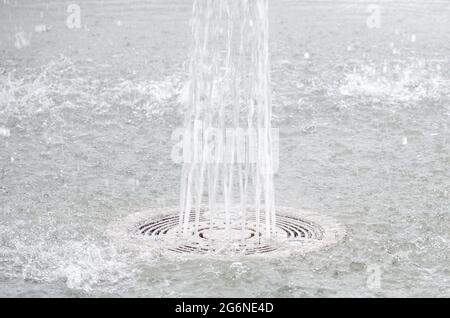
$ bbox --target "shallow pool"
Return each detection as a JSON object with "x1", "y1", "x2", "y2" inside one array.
[{"x1": 0, "y1": 0, "x2": 449, "y2": 297}]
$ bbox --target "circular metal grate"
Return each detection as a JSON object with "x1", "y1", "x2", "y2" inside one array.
[{"x1": 120, "y1": 207, "x2": 344, "y2": 257}]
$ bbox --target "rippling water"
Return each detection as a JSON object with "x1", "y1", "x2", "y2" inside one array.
[{"x1": 0, "y1": 0, "x2": 449, "y2": 297}]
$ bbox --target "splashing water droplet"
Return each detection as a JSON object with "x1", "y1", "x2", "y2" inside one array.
[
  {"x1": 0, "y1": 127, "x2": 10, "y2": 137},
  {"x1": 402, "y1": 137, "x2": 408, "y2": 145}
]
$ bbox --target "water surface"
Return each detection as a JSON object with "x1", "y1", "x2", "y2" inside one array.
[{"x1": 0, "y1": 0, "x2": 449, "y2": 297}]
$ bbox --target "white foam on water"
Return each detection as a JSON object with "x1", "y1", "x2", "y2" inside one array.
[
  {"x1": 0, "y1": 234, "x2": 138, "y2": 292},
  {"x1": 339, "y1": 60, "x2": 449, "y2": 102},
  {"x1": 0, "y1": 56, "x2": 184, "y2": 119}
]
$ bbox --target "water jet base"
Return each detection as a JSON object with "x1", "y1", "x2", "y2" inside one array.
[{"x1": 108, "y1": 207, "x2": 345, "y2": 258}]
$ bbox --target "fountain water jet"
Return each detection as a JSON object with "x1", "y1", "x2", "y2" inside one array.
[
  {"x1": 178, "y1": 0, "x2": 276, "y2": 244},
  {"x1": 108, "y1": 0, "x2": 344, "y2": 257}
]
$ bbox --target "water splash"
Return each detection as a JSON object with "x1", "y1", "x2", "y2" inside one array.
[
  {"x1": 339, "y1": 59, "x2": 449, "y2": 103},
  {"x1": 0, "y1": 56, "x2": 184, "y2": 120}
]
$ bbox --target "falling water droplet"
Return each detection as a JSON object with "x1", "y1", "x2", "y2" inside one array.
[
  {"x1": 402, "y1": 137, "x2": 408, "y2": 145},
  {"x1": 34, "y1": 24, "x2": 50, "y2": 33},
  {"x1": 14, "y1": 31, "x2": 31, "y2": 49},
  {"x1": 0, "y1": 127, "x2": 10, "y2": 137}
]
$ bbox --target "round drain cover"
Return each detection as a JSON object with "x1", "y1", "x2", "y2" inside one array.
[{"x1": 108, "y1": 206, "x2": 345, "y2": 257}]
